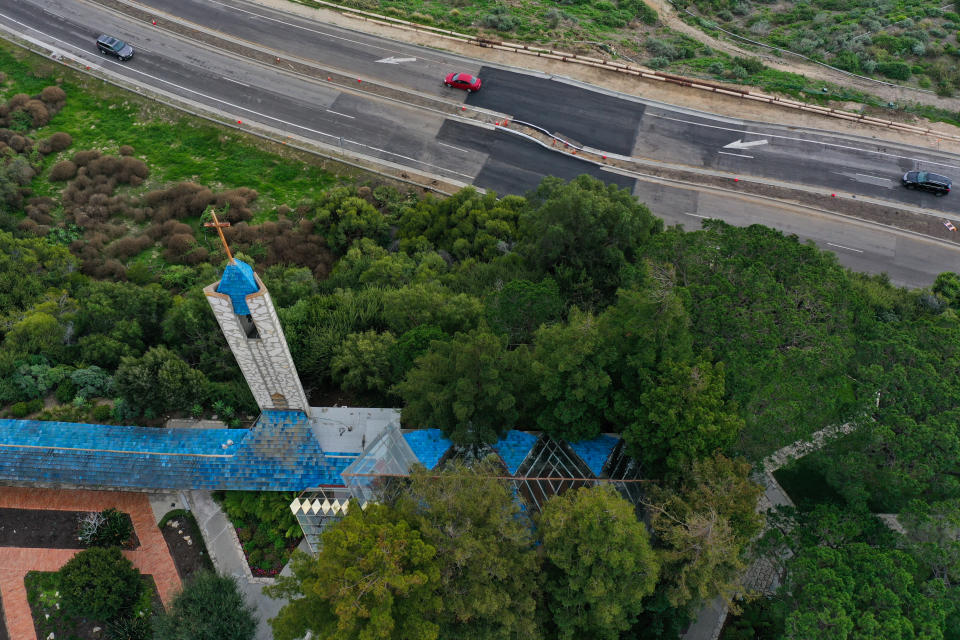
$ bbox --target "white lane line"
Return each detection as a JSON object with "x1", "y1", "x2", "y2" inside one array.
[
  {"x1": 718, "y1": 151, "x2": 754, "y2": 159},
  {"x1": 326, "y1": 109, "x2": 355, "y2": 119},
  {"x1": 856, "y1": 173, "x2": 888, "y2": 180},
  {"x1": 651, "y1": 113, "x2": 960, "y2": 170},
  {"x1": 827, "y1": 242, "x2": 864, "y2": 253},
  {"x1": 223, "y1": 77, "x2": 249, "y2": 87},
  {"x1": 205, "y1": 0, "x2": 447, "y2": 64},
  {"x1": 684, "y1": 212, "x2": 708, "y2": 218},
  {"x1": 0, "y1": 12, "x2": 473, "y2": 179},
  {"x1": 438, "y1": 142, "x2": 471, "y2": 153}
]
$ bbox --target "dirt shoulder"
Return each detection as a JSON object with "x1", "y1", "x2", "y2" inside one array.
[{"x1": 251, "y1": 0, "x2": 960, "y2": 153}]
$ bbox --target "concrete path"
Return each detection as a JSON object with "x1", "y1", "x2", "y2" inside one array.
[
  {"x1": 0, "y1": 487, "x2": 181, "y2": 640},
  {"x1": 183, "y1": 491, "x2": 287, "y2": 640}
]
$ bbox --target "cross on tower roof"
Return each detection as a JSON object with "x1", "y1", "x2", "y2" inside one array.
[{"x1": 203, "y1": 211, "x2": 234, "y2": 262}]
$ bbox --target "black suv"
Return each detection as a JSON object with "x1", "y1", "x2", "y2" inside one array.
[
  {"x1": 96, "y1": 35, "x2": 134, "y2": 61},
  {"x1": 902, "y1": 170, "x2": 951, "y2": 196}
]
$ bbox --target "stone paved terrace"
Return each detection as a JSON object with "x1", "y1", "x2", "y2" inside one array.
[
  {"x1": 0, "y1": 487, "x2": 181, "y2": 640},
  {"x1": 0, "y1": 410, "x2": 358, "y2": 491}
]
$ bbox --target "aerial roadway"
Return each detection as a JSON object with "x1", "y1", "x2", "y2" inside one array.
[{"x1": 2, "y1": 0, "x2": 960, "y2": 286}]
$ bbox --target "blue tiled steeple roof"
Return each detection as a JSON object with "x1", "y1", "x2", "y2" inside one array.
[
  {"x1": 492, "y1": 431, "x2": 538, "y2": 474},
  {"x1": 569, "y1": 434, "x2": 619, "y2": 477},
  {"x1": 0, "y1": 411, "x2": 358, "y2": 491},
  {"x1": 402, "y1": 429, "x2": 452, "y2": 470},
  {"x1": 216, "y1": 259, "x2": 259, "y2": 315}
]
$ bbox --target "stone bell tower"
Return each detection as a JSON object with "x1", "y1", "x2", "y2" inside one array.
[{"x1": 203, "y1": 213, "x2": 310, "y2": 413}]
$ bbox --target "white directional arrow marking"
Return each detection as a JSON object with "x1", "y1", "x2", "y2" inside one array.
[
  {"x1": 376, "y1": 56, "x2": 417, "y2": 64},
  {"x1": 723, "y1": 138, "x2": 769, "y2": 150}
]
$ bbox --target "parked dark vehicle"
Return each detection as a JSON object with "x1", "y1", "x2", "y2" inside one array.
[
  {"x1": 902, "y1": 170, "x2": 951, "y2": 196},
  {"x1": 96, "y1": 35, "x2": 134, "y2": 61}
]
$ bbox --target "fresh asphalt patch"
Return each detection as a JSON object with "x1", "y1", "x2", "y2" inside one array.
[
  {"x1": 437, "y1": 120, "x2": 635, "y2": 195},
  {"x1": 465, "y1": 67, "x2": 644, "y2": 156}
]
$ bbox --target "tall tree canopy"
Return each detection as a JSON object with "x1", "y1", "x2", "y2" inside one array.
[{"x1": 539, "y1": 485, "x2": 659, "y2": 640}]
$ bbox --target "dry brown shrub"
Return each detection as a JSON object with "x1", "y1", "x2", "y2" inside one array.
[
  {"x1": 49, "y1": 160, "x2": 77, "y2": 182},
  {"x1": 277, "y1": 204, "x2": 292, "y2": 217},
  {"x1": 7, "y1": 94, "x2": 29, "y2": 110},
  {"x1": 165, "y1": 233, "x2": 196, "y2": 254},
  {"x1": 72, "y1": 150, "x2": 101, "y2": 166},
  {"x1": 17, "y1": 218, "x2": 39, "y2": 235},
  {"x1": 118, "y1": 156, "x2": 149, "y2": 184},
  {"x1": 118, "y1": 145, "x2": 134, "y2": 156},
  {"x1": 106, "y1": 234, "x2": 153, "y2": 259},
  {"x1": 96, "y1": 259, "x2": 127, "y2": 280},
  {"x1": 40, "y1": 86, "x2": 66, "y2": 105},
  {"x1": 357, "y1": 186, "x2": 373, "y2": 201},
  {"x1": 26, "y1": 206, "x2": 53, "y2": 225},
  {"x1": 86, "y1": 155, "x2": 122, "y2": 178},
  {"x1": 47, "y1": 132, "x2": 72, "y2": 152},
  {"x1": 23, "y1": 100, "x2": 50, "y2": 127},
  {"x1": 8, "y1": 135, "x2": 26, "y2": 152},
  {"x1": 177, "y1": 246, "x2": 209, "y2": 265}
]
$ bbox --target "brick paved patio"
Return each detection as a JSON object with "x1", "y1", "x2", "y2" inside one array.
[{"x1": 0, "y1": 487, "x2": 181, "y2": 640}]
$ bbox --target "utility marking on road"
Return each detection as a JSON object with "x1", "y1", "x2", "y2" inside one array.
[
  {"x1": 684, "y1": 212, "x2": 708, "y2": 218},
  {"x1": 377, "y1": 57, "x2": 417, "y2": 64},
  {"x1": 827, "y1": 242, "x2": 864, "y2": 253},
  {"x1": 651, "y1": 113, "x2": 960, "y2": 170},
  {"x1": 438, "y1": 142, "x2": 471, "y2": 153},
  {"x1": 0, "y1": 15, "x2": 472, "y2": 180},
  {"x1": 718, "y1": 151, "x2": 754, "y2": 158},
  {"x1": 724, "y1": 138, "x2": 768, "y2": 150},
  {"x1": 204, "y1": 0, "x2": 447, "y2": 64},
  {"x1": 223, "y1": 77, "x2": 249, "y2": 87},
  {"x1": 326, "y1": 109, "x2": 355, "y2": 119}
]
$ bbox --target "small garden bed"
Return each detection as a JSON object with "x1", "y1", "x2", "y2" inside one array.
[
  {"x1": 159, "y1": 509, "x2": 214, "y2": 581},
  {"x1": 212, "y1": 491, "x2": 303, "y2": 577},
  {"x1": 0, "y1": 508, "x2": 139, "y2": 549},
  {"x1": 25, "y1": 570, "x2": 160, "y2": 640}
]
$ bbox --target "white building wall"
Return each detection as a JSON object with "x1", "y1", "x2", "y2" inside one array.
[{"x1": 204, "y1": 278, "x2": 310, "y2": 413}]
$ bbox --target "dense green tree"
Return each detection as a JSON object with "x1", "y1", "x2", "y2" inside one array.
[
  {"x1": 486, "y1": 277, "x2": 565, "y2": 345},
  {"x1": 261, "y1": 265, "x2": 319, "y2": 307},
  {"x1": 645, "y1": 454, "x2": 763, "y2": 609},
  {"x1": 74, "y1": 280, "x2": 170, "y2": 349},
  {"x1": 518, "y1": 174, "x2": 661, "y2": 306},
  {"x1": 396, "y1": 329, "x2": 530, "y2": 444},
  {"x1": 627, "y1": 357, "x2": 743, "y2": 476},
  {"x1": 932, "y1": 271, "x2": 960, "y2": 310},
  {"x1": 114, "y1": 346, "x2": 208, "y2": 416},
  {"x1": 397, "y1": 187, "x2": 526, "y2": 261},
  {"x1": 315, "y1": 188, "x2": 391, "y2": 253},
  {"x1": 642, "y1": 221, "x2": 866, "y2": 457},
  {"x1": 530, "y1": 308, "x2": 615, "y2": 441},
  {"x1": 539, "y1": 485, "x2": 659, "y2": 640},
  {"x1": 266, "y1": 503, "x2": 442, "y2": 640},
  {"x1": 395, "y1": 459, "x2": 542, "y2": 640},
  {"x1": 381, "y1": 283, "x2": 483, "y2": 335},
  {"x1": 161, "y1": 289, "x2": 235, "y2": 380},
  {"x1": 783, "y1": 544, "x2": 945, "y2": 640},
  {"x1": 387, "y1": 325, "x2": 447, "y2": 380},
  {"x1": 154, "y1": 571, "x2": 257, "y2": 640},
  {"x1": 59, "y1": 547, "x2": 143, "y2": 622},
  {"x1": 331, "y1": 330, "x2": 397, "y2": 396}
]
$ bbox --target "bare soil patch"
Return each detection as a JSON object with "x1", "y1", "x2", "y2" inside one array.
[
  {"x1": 0, "y1": 508, "x2": 139, "y2": 549},
  {"x1": 159, "y1": 510, "x2": 214, "y2": 581}
]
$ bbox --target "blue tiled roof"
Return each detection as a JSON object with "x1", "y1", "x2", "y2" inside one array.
[
  {"x1": 216, "y1": 259, "x2": 258, "y2": 315},
  {"x1": 402, "y1": 429, "x2": 452, "y2": 470},
  {"x1": 492, "y1": 431, "x2": 538, "y2": 474},
  {"x1": 0, "y1": 411, "x2": 358, "y2": 491},
  {"x1": 568, "y1": 434, "x2": 619, "y2": 477}
]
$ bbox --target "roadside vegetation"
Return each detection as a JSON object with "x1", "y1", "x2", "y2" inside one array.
[
  {"x1": 674, "y1": 0, "x2": 960, "y2": 94},
  {"x1": 2, "y1": 37, "x2": 960, "y2": 640}
]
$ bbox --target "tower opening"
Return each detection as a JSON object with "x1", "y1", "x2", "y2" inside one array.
[{"x1": 239, "y1": 313, "x2": 260, "y2": 339}]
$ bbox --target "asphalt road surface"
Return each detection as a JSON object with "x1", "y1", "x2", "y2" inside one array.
[{"x1": 3, "y1": 0, "x2": 960, "y2": 285}]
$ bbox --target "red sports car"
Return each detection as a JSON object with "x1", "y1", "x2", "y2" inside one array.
[{"x1": 444, "y1": 72, "x2": 482, "y2": 92}]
